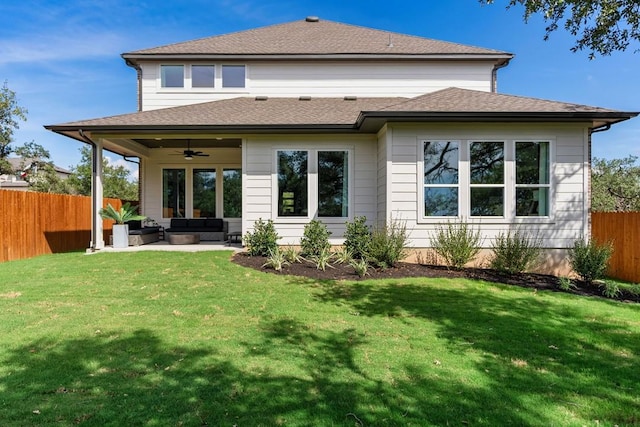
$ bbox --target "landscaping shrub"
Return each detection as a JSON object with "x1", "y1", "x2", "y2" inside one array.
[
  {"x1": 300, "y1": 219, "x2": 331, "y2": 257},
  {"x1": 310, "y1": 247, "x2": 334, "y2": 271},
  {"x1": 489, "y1": 229, "x2": 543, "y2": 274},
  {"x1": 332, "y1": 247, "x2": 353, "y2": 264},
  {"x1": 367, "y1": 217, "x2": 409, "y2": 269},
  {"x1": 568, "y1": 238, "x2": 613, "y2": 285},
  {"x1": 262, "y1": 247, "x2": 288, "y2": 271},
  {"x1": 431, "y1": 221, "x2": 482, "y2": 269},
  {"x1": 344, "y1": 216, "x2": 371, "y2": 260},
  {"x1": 349, "y1": 258, "x2": 370, "y2": 277},
  {"x1": 282, "y1": 245, "x2": 303, "y2": 264},
  {"x1": 244, "y1": 218, "x2": 279, "y2": 256}
]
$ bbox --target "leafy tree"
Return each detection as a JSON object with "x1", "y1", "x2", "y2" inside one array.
[
  {"x1": 0, "y1": 82, "x2": 28, "y2": 174},
  {"x1": 481, "y1": 0, "x2": 640, "y2": 58},
  {"x1": 67, "y1": 146, "x2": 139, "y2": 200},
  {"x1": 591, "y1": 156, "x2": 640, "y2": 211}
]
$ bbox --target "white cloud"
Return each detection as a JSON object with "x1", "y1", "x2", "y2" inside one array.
[{"x1": 105, "y1": 156, "x2": 139, "y2": 182}]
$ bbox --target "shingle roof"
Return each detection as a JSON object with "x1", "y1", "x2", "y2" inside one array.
[
  {"x1": 49, "y1": 88, "x2": 632, "y2": 133},
  {"x1": 376, "y1": 87, "x2": 619, "y2": 113},
  {"x1": 124, "y1": 18, "x2": 510, "y2": 58},
  {"x1": 53, "y1": 97, "x2": 406, "y2": 128}
]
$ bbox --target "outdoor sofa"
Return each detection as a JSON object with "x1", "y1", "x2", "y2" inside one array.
[
  {"x1": 165, "y1": 218, "x2": 228, "y2": 241},
  {"x1": 126, "y1": 220, "x2": 161, "y2": 246}
]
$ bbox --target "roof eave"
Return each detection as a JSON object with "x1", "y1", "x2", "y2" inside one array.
[
  {"x1": 357, "y1": 111, "x2": 639, "y2": 128},
  {"x1": 121, "y1": 52, "x2": 514, "y2": 64}
]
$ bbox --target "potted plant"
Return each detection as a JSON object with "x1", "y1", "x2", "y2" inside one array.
[{"x1": 99, "y1": 202, "x2": 146, "y2": 248}]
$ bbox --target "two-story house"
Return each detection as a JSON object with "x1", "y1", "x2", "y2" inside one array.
[{"x1": 47, "y1": 17, "x2": 637, "y2": 273}]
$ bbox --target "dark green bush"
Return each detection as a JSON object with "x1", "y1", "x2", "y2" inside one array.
[
  {"x1": 344, "y1": 216, "x2": 371, "y2": 260},
  {"x1": 367, "y1": 217, "x2": 409, "y2": 269},
  {"x1": 300, "y1": 219, "x2": 331, "y2": 257},
  {"x1": 490, "y1": 229, "x2": 543, "y2": 274},
  {"x1": 431, "y1": 221, "x2": 482, "y2": 269},
  {"x1": 244, "y1": 218, "x2": 279, "y2": 256},
  {"x1": 568, "y1": 238, "x2": 613, "y2": 285}
]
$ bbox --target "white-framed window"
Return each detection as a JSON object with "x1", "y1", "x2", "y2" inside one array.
[
  {"x1": 515, "y1": 141, "x2": 551, "y2": 217},
  {"x1": 470, "y1": 141, "x2": 505, "y2": 217},
  {"x1": 158, "y1": 64, "x2": 247, "y2": 90},
  {"x1": 160, "y1": 65, "x2": 184, "y2": 88},
  {"x1": 192, "y1": 65, "x2": 215, "y2": 88},
  {"x1": 419, "y1": 139, "x2": 552, "y2": 221},
  {"x1": 222, "y1": 65, "x2": 246, "y2": 88},
  {"x1": 423, "y1": 140, "x2": 459, "y2": 217},
  {"x1": 162, "y1": 165, "x2": 241, "y2": 219},
  {"x1": 275, "y1": 149, "x2": 352, "y2": 220}
]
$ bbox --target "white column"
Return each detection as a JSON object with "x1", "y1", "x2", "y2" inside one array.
[{"x1": 92, "y1": 139, "x2": 105, "y2": 249}]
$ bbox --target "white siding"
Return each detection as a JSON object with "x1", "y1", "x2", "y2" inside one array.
[
  {"x1": 242, "y1": 134, "x2": 377, "y2": 245},
  {"x1": 139, "y1": 61, "x2": 494, "y2": 110},
  {"x1": 386, "y1": 122, "x2": 590, "y2": 249}
]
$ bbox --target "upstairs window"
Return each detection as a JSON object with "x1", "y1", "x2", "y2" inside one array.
[
  {"x1": 161, "y1": 65, "x2": 184, "y2": 88},
  {"x1": 192, "y1": 65, "x2": 215, "y2": 88},
  {"x1": 222, "y1": 65, "x2": 246, "y2": 88}
]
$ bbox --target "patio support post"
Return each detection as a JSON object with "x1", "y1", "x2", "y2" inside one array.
[{"x1": 91, "y1": 139, "x2": 105, "y2": 249}]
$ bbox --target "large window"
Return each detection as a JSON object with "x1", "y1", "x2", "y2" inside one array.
[
  {"x1": 161, "y1": 65, "x2": 184, "y2": 88},
  {"x1": 516, "y1": 141, "x2": 550, "y2": 216},
  {"x1": 278, "y1": 151, "x2": 308, "y2": 217},
  {"x1": 223, "y1": 168, "x2": 242, "y2": 218},
  {"x1": 192, "y1": 65, "x2": 215, "y2": 88},
  {"x1": 193, "y1": 169, "x2": 216, "y2": 217},
  {"x1": 423, "y1": 141, "x2": 459, "y2": 216},
  {"x1": 318, "y1": 151, "x2": 349, "y2": 217},
  {"x1": 222, "y1": 65, "x2": 246, "y2": 88},
  {"x1": 470, "y1": 141, "x2": 505, "y2": 217},
  {"x1": 163, "y1": 169, "x2": 185, "y2": 218},
  {"x1": 421, "y1": 139, "x2": 551, "y2": 220}
]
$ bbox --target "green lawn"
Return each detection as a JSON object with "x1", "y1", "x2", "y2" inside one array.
[{"x1": 1, "y1": 251, "x2": 638, "y2": 426}]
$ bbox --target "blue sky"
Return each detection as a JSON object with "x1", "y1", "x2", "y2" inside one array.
[{"x1": 1, "y1": 0, "x2": 638, "y2": 175}]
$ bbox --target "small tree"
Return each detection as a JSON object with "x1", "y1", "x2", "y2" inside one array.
[{"x1": 0, "y1": 82, "x2": 28, "y2": 175}]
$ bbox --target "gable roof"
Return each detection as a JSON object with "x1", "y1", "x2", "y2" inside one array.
[{"x1": 123, "y1": 18, "x2": 512, "y2": 62}]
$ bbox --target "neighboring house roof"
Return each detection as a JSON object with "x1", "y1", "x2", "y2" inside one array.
[
  {"x1": 46, "y1": 88, "x2": 637, "y2": 136},
  {"x1": 6, "y1": 157, "x2": 71, "y2": 175},
  {"x1": 122, "y1": 18, "x2": 512, "y2": 62}
]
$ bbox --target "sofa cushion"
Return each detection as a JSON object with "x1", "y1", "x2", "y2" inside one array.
[
  {"x1": 205, "y1": 218, "x2": 224, "y2": 230},
  {"x1": 171, "y1": 218, "x2": 188, "y2": 228},
  {"x1": 188, "y1": 218, "x2": 207, "y2": 228},
  {"x1": 126, "y1": 220, "x2": 142, "y2": 230}
]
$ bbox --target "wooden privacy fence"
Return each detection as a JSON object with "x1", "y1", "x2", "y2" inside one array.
[
  {"x1": 0, "y1": 190, "x2": 124, "y2": 263},
  {"x1": 591, "y1": 211, "x2": 640, "y2": 283}
]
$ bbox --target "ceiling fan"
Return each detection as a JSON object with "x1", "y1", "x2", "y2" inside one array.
[{"x1": 171, "y1": 140, "x2": 210, "y2": 160}]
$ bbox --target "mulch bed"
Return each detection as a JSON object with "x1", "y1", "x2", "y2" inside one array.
[{"x1": 231, "y1": 252, "x2": 640, "y2": 303}]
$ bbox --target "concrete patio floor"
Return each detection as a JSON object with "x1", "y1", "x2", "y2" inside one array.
[{"x1": 88, "y1": 240, "x2": 244, "y2": 254}]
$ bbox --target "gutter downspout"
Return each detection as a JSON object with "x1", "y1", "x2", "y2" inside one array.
[
  {"x1": 491, "y1": 60, "x2": 510, "y2": 93},
  {"x1": 124, "y1": 59, "x2": 143, "y2": 111},
  {"x1": 123, "y1": 156, "x2": 142, "y2": 205},
  {"x1": 79, "y1": 129, "x2": 104, "y2": 251}
]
